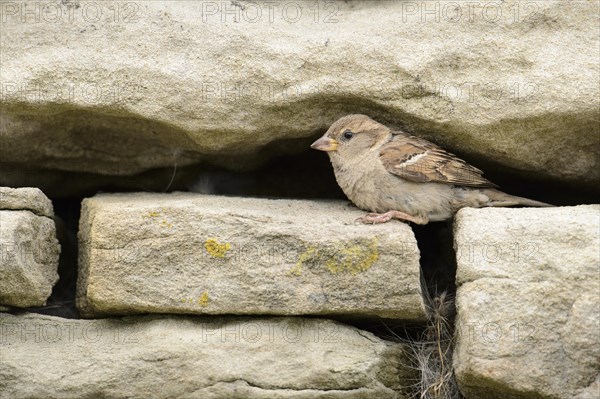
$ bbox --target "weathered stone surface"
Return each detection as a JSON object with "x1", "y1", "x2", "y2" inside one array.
[
  {"x1": 0, "y1": 187, "x2": 53, "y2": 217},
  {"x1": 453, "y1": 205, "x2": 600, "y2": 399},
  {"x1": 574, "y1": 375, "x2": 600, "y2": 399},
  {"x1": 0, "y1": 204, "x2": 60, "y2": 307},
  {"x1": 1, "y1": 1, "x2": 598, "y2": 192},
  {"x1": 0, "y1": 313, "x2": 412, "y2": 398},
  {"x1": 77, "y1": 193, "x2": 425, "y2": 320}
]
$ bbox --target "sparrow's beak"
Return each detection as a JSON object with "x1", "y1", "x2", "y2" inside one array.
[{"x1": 311, "y1": 136, "x2": 338, "y2": 152}]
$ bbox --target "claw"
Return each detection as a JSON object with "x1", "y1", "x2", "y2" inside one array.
[{"x1": 356, "y1": 210, "x2": 428, "y2": 225}]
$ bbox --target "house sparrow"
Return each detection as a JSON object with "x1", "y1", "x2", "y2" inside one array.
[{"x1": 311, "y1": 114, "x2": 550, "y2": 224}]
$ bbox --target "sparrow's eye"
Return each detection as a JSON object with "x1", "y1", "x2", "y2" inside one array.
[{"x1": 342, "y1": 130, "x2": 354, "y2": 140}]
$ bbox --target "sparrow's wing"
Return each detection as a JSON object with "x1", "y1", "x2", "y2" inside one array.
[{"x1": 379, "y1": 133, "x2": 497, "y2": 188}]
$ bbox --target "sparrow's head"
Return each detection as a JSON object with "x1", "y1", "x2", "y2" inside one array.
[{"x1": 310, "y1": 115, "x2": 391, "y2": 160}]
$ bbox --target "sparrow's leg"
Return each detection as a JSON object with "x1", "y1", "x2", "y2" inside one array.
[{"x1": 358, "y1": 210, "x2": 428, "y2": 225}]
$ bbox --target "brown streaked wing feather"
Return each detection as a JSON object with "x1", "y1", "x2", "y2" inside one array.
[{"x1": 379, "y1": 133, "x2": 497, "y2": 188}]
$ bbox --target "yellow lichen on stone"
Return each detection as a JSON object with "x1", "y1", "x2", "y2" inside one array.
[
  {"x1": 325, "y1": 239, "x2": 379, "y2": 275},
  {"x1": 205, "y1": 238, "x2": 231, "y2": 258},
  {"x1": 291, "y1": 239, "x2": 379, "y2": 276},
  {"x1": 289, "y1": 246, "x2": 316, "y2": 276},
  {"x1": 198, "y1": 292, "x2": 210, "y2": 307},
  {"x1": 143, "y1": 211, "x2": 173, "y2": 228}
]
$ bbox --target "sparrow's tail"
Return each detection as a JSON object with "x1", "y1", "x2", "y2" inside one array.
[{"x1": 483, "y1": 189, "x2": 552, "y2": 207}]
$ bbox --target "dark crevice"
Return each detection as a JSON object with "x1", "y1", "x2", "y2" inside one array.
[
  {"x1": 2, "y1": 120, "x2": 597, "y2": 202},
  {"x1": 14, "y1": 198, "x2": 82, "y2": 319},
  {"x1": 403, "y1": 223, "x2": 463, "y2": 399},
  {"x1": 413, "y1": 223, "x2": 457, "y2": 302}
]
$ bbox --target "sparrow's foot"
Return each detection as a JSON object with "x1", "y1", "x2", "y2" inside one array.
[
  {"x1": 357, "y1": 210, "x2": 428, "y2": 225},
  {"x1": 358, "y1": 212, "x2": 394, "y2": 224}
]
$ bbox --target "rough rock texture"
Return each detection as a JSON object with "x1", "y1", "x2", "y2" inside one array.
[
  {"x1": 0, "y1": 313, "x2": 412, "y2": 398},
  {"x1": 1, "y1": 0, "x2": 598, "y2": 194},
  {"x1": 574, "y1": 375, "x2": 600, "y2": 399},
  {"x1": 0, "y1": 186, "x2": 53, "y2": 217},
  {"x1": 76, "y1": 193, "x2": 425, "y2": 320},
  {"x1": 453, "y1": 205, "x2": 600, "y2": 399},
  {"x1": 0, "y1": 188, "x2": 60, "y2": 307}
]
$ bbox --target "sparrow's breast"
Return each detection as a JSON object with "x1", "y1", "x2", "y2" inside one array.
[
  {"x1": 332, "y1": 155, "x2": 458, "y2": 219},
  {"x1": 332, "y1": 157, "x2": 406, "y2": 213}
]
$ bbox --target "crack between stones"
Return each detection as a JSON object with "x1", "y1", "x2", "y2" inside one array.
[
  {"x1": 411, "y1": 223, "x2": 463, "y2": 399},
  {"x1": 357, "y1": 329, "x2": 380, "y2": 344},
  {"x1": 190, "y1": 378, "x2": 378, "y2": 394},
  {"x1": 0, "y1": 208, "x2": 54, "y2": 220}
]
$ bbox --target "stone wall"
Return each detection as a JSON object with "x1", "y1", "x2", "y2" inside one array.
[{"x1": 1, "y1": 1, "x2": 599, "y2": 398}]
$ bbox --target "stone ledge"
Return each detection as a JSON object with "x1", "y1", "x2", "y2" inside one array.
[
  {"x1": 76, "y1": 193, "x2": 426, "y2": 321},
  {"x1": 0, "y1": 313, "x2": 412, "y2": 399},
  {"x1": 0, "y1": 187, "x2": 53, "y2": 218},
  {"x1": 1, "y1": 1, "x2": 598, "y2": 190}
]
